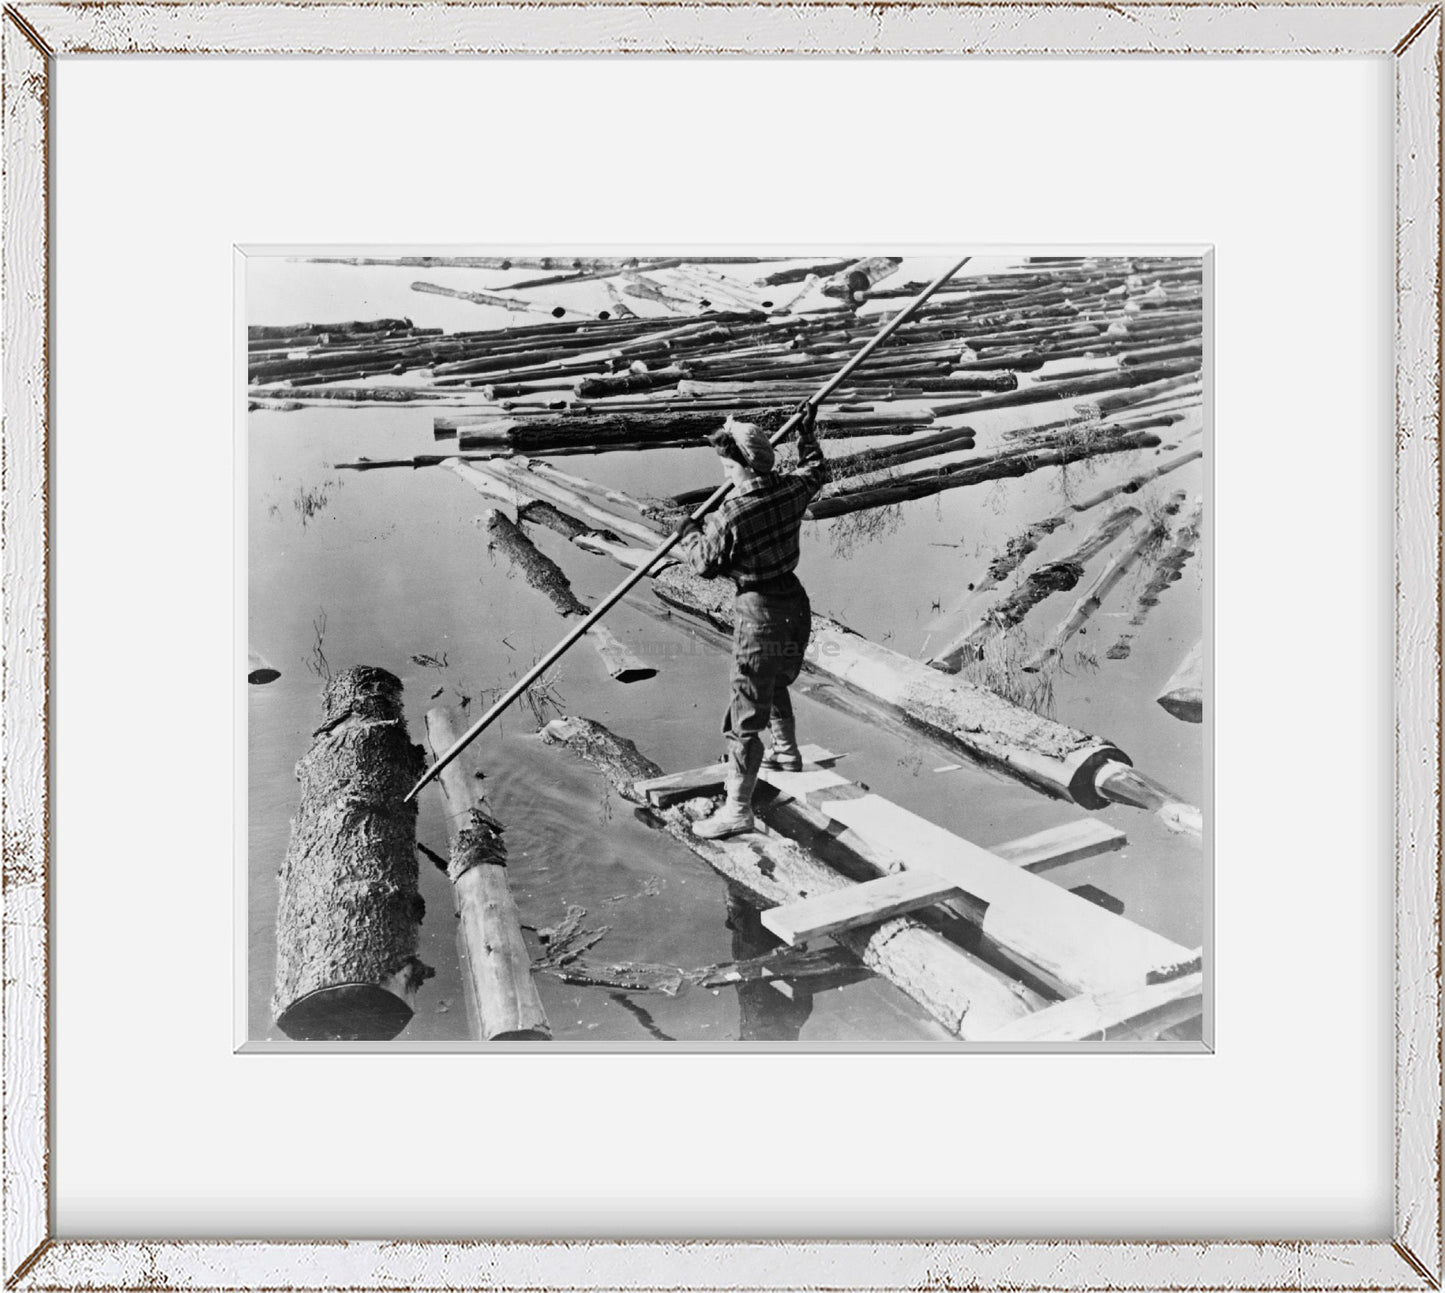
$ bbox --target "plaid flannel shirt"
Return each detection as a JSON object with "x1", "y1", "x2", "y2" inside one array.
[{"x1": 678, "y1": 416, "x2": 826, "y2": 587}]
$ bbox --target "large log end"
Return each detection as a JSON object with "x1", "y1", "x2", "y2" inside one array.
[{"x1": 275, "y1": 958, "x2": 432, "y2": 1041}]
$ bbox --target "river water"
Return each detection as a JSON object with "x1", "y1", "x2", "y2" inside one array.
[{"x1": 246, "y1": 254, "x2": 1206, "y2": 1045}]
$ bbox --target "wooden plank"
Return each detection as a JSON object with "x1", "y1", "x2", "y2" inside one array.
[
  {"x1": 633, "y1": 745, "x2": 841, "y2": 807},
  {"x1": 982, "y1": 970, "x2": 1204, "y2": 1043},
  {"x1": 759, "y1": 766, "x2": 1191, "y2": 995},
  {"x1": 760, "y1": 869, "x2": 963, "y2": 946},
  {"x1": 990, "y1": 818, "x2": 1128, "y2": 873}
]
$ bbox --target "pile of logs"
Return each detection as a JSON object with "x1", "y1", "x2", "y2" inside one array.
[{"x1": 250, "y1": 256, "x2": 1204, "y2": 491}]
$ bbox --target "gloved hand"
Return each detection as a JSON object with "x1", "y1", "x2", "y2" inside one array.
[{"x1": 794, "y1": 400, "x2": 818, "y2": 436}]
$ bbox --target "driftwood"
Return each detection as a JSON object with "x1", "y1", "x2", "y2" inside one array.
[
  {"x1": 538, "y1": 716, "x2": 1038, "y2": 1038},
  {"x1": 424, "y1": 707, "x2": 551, "y2": 1040},
  {"x1": 1158, "y1": 640, "x2": 1204, "y2": 723},
  {"x1": 272, "y1": 667, "x2": 432, "y2": 1040}
]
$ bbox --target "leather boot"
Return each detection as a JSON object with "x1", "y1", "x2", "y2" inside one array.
[
  {"x1": 693, "y1": 770, "x2": 756, "y2": 839},
  {"x1": 762, "y1": 716, "x2": 803, "y2": 772}
]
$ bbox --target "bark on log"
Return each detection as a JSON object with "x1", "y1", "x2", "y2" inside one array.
[
  {"x1": 272, "y1": 667, "x2": 432, "y2": 1040},
  {"x1": 576, "y1": 367, "x2": 687, "y2": 398},
  {"x1": 538, "y1": 716, "x2": 1038, "y2": 1038},
  {"x1": 249, "y1": 318, "x2": 413, "y2": 340},
  {"x1": 753, "y1": 259, "x2": 856, "y2": 287},
  {"x1": 1157, "y1": 640, "x2": 1204, "y2": 723},
  {"x1": 808, "y1": 430, "x2": 1162, "y2": 518},
  {"x1": 930, "y1": 359, "x2": 1200, "y2": 414},
  {"x1": 424, "y1": 708, "x2": 551, "y2": 1040}
]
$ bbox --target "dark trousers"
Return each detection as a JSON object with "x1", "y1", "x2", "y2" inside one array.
[{"x1": 722, "y1": 574, "x2": 811, "y2": 785}]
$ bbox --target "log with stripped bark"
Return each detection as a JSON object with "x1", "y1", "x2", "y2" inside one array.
[{"x1": 423, "y1": 707, "x2": 551, "y2": 1040}]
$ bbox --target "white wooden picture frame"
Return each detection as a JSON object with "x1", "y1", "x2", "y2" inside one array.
[{"x1": 2, "y1": 3, "x2": 1439, "y2": 1288}]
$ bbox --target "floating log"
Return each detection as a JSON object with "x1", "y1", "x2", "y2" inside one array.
[
  {"x1": 576, "y1": 367, "x2": 687, "y2": 398},
  {"x1": 1157, "y1": 640, "x2": 1204, "y2": 723},
  {"x1": 753, "y1": 258, "x2": 856, "y2": 287},
  {"x1": 272, "y1": 667, "x2": 432, "y2": 1041},
  {"x1": 248, "y1": 649, "x2": 280, "y2": 685},
  {"x1": 456, "y1": 460, "x2": 662, "y2": 547},
  {"x1": 602, "y1": 280, "x2": 639, "y2": 319},
  {"x1": 249, "y1": 318, "x2": 413, "y2": 340},
  {"x1": 1067, "y1": 448, "x2": 1203, "y2": 513},
  {"x1": 335, "y1": 452, "x2": 508, "y2": 472},
  {"x1": 1024, "y1": 497, "x2": 1185, "y2": 671},
  {"x1": 1120, "y1": 340, "x2": 1204, "y2": 367},
  {"x1": 929, "y1": 358, "x2": 1200, "y2": 414},
  {"x1": 248, "y1": 384, "x2": 475, "y2": 404},
  {"x1": 539, "y1": 716, "x2": 1037, "y2": 1038},
  {"x1": 808, "y1": 429, "x2": 1163, "y2": 519},
  {"x1": 621, "y1": 271, "x2": 695, "y2": 308},
  {"x1": 413, "y1": 280, "x2": 574, "y2": 317},
  {"x1": 821, "y1": 256, "x2": 903, "y2": 300},
  {"x1": 922, "y1": 516, "x2": 1066, "y2": 636},
  {"x1": 481, "y1": 509, "x2": 655, "y2": 683},
  {"x1": 424, "y1": 707, "x2": 550, "y2": 1040},
  {"x1": 569, "y1": 532, "x2": 1156, "y2": 812},
  {"x1": 927, "y1": 505, "x2": 1143, "y2": 671},
  {"x1": 451, "y1": 409, "x2": 927, "y2": 455}
]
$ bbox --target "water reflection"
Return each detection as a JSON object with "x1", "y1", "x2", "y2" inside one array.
[{"x1": 725, "y1": 887, "x2": 815, "y2": 1042}]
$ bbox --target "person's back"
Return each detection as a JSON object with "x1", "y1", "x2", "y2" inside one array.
[{"x1": 676, "y1": 407, "x2": 826, "y2": 838}]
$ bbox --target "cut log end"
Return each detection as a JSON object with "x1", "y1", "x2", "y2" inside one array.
[{"x1": 274, "y1": 982, "x2": 415, "y2": 1042}]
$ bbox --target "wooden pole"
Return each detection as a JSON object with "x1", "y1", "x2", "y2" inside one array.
[
  {"x1": 424, "y1": 707, "x2": 551, "y2": 1040},
  {"x1": 272, "y1": 667, "x2": 432, "y2": 1040}
]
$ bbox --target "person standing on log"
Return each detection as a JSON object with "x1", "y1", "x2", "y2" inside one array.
[{"x1": 676, "y1": 404, "x2": 826, "y2": 839}]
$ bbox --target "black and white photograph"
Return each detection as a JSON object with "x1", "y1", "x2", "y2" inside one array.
[{"x1": 244, "y1": 249, "x2": 1208, "y2": 1047}]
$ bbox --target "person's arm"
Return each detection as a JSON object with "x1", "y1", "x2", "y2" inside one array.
[
  {"x1": 790, "y1": 402, "x2": 827, "y2": 499},
  {"x1": 676, "y1": 511, "x2": 733, "y2": 578}
]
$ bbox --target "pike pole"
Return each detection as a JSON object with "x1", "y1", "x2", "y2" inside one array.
[{"x1": 403, "y1": 255, "x2": 973, "y2": 804}]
